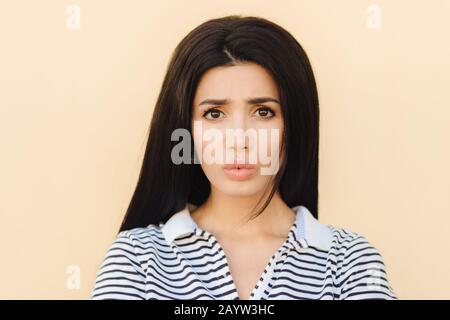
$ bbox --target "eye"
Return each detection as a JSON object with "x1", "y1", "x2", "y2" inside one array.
[
  {"x1": 202, "y1": 108, "x2": 225, "y2": 120},
  {"x1": 201, "y1": 106, "x2": 276, "y2": 121},
  {"x1": 254, "y1": 106, "x2": 276, "y2": 119}
]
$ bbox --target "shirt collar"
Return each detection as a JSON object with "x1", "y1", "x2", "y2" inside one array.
[{"x1": 160, "y1": 203, "x2": 332, "y2": 251}]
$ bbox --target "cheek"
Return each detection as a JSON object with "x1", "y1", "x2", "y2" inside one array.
[
  {"x1": 191, "y1": 118, "x2": 208, "y2": 157},
  {"x1": 192, "y1": 128, "x2": 202, "y2": 157},
  {"x1": 192, "y1": 122, "x2": 216, "y2": 161},
  {"x1": 258, "y1": 123, "x2": 283, "y2": 157},
  {"x1": 254, "y1": 122, "x2": 283, "y2": 177}
]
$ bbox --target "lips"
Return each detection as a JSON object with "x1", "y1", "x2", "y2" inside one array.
[
  {"x1": 222, "y1": 162, "x2": 257, "y2": 181},
  {"x1": 223, "y1": 163, "x2": 256, "y2": 170}
]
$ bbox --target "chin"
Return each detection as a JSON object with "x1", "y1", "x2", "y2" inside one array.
[{"x1": 215, "y1": 179, "x2": 266, "y2": 197}]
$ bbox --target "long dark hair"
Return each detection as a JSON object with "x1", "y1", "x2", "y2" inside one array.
[{"x1": 119, "y1": 15, "x2": 320, "y2": 232}]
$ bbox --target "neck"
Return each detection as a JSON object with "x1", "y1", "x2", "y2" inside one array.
[{"x1": 190, "y1": 186, "x2": 296, "y2": 240}]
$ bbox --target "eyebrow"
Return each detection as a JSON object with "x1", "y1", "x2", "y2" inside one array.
[{"x1": 198, "y1": 97, "x2": 280, "y2": 106}]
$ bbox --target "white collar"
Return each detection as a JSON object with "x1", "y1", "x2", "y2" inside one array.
[{"x1": 159, "y1": 203, "x2": 332, "y2": 251}]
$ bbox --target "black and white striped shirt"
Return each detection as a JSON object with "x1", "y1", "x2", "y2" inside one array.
[{"x1": 91, "y1": 204, "x2": 397, "y2": 300}]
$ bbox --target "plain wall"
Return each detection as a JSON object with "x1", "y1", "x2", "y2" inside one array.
[{"x1": 0, "y1": 0, "x2": 449, "y2": 299}]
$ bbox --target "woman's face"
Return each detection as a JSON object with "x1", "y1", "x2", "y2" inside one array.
[{"x1": 191, "y1": 62, "x2": 284, "y2": 197}]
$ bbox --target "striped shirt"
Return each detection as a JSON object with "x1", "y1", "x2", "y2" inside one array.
[{"x1": 91, "y1": 204, "x2": 397, "y2": 300}]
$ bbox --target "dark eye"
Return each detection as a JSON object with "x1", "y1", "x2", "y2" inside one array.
[
  {"x1": 255, "y1": 107, "x2": 275, "y2": 119},
  {"x1": 202, "y1": 108, "x2": 224, "y2": 120}
]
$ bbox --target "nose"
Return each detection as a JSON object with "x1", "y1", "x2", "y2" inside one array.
[
  {"x1": 225, "y1": 108, "x2": 249, "y2": 161},
  {"x1": 227, "y1": 111, "x2": 249, "y2": 151}
]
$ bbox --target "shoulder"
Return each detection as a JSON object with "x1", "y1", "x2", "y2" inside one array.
[
  {"x1": 97, "y1": 225, "x2": 167, "y2": 273},
  {"x1": 110, "y1": 224, "x2": 170, "y2": 257},
  {"x1": 327, "y1": 226, "x2": 386, "y2": 272},
  {"x1": 294, "y1": 206, "x2": 397, "y2": 300},
  {"x1": 117, "y1": 224, "x2": 166, "y2": 245},
  {"x1": 329, "y1": 227, "x2": 376, "y2": 254},
  {"x1": 298, "y1": 206, "x2": 377, "y2": 256},
  {"x1": 91, "y1": 224, "x2": 167, "y2": 300},
  {"x1": 326, "y1": 226, "x2": 397, "y2": 299},
  {"x1": 308, "y1": 220, "x2": 388, "y2": 269}
]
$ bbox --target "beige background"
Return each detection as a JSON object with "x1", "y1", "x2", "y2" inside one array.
[{"x1": 1, "y1": 0, "x2": 449, "y2": 299}]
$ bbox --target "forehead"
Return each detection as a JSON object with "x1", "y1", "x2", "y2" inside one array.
[{"x1": 193, "y1": 63, "x2": 279, "y2": 104}]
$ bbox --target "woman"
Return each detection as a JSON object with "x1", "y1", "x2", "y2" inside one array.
[{"x1": 91, "y1": 15, "x2": 397, "y2": 300}]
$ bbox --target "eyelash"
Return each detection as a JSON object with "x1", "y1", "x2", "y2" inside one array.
[{"x1": 201, "y1": 106, "x2": 276, "y2": 121}]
